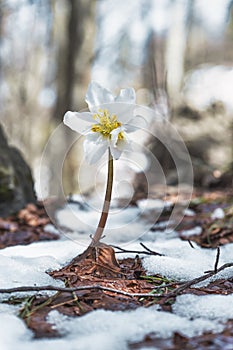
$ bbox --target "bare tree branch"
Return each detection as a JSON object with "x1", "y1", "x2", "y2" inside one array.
[
  {"x1": 164, "y1": 262, "x2": 233, "y2": 301},
  {"x1": 140, "y1": 242, "x2": 163, "y2": 256},
  {"x1": 0, "y1": 284, "x2": 162, "y2": 298},
  {"x1": 214, "y1": 246, "x2": 221, "y2": 273},
  {"x1": 0, "y1": 262, "x2": 232, "y2": 299},
  {"x1": 187, "y1": 240, "x2": 195, "y2": 249},
  {"x1": 112, "y1": 244, "x2": 163, "y2": 256}
]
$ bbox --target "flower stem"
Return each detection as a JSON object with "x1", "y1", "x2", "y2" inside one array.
[{"x1": 90, "y1": 148, "x2": 113, "y2": 247}]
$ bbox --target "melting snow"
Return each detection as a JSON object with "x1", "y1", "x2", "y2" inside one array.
[
  {"x1": 142, "y1": 238, "x2": 233, "y2": 283},
  {"x1": 183, "y1": 208, "x2": 196, "y2": 216},
  {"x1": 46, "y1": 307, "x2": 223, "y2": 349},
  {"x1": 0, "y1": 200, "x2": 232, "y2": 349},
  {"x1": 55, "y1": 202, "x2": 155, "y2": 244},
  {"x1": 173, "y1": 294, "x2": 233, "y2": 321},
  {"x1": 181, "y1": 226, "x2": 202, "y2": 237},
  {"x1": 211, "y1": 208, "x2": 225, "y2": 220},
  {"x1": 0, "y1": 306, "x2": 223, "y2": 350}
]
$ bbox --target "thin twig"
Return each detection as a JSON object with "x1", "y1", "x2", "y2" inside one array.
[
  {"x1": 0, "y1": 284, "x2": 162, "y2": 298},
  {"x1": 204, "y1": 246, "x2": 221, "y2": 274},
  {"x1": 187, "y1": 240, "x2": 195, "y2": 249},
  {"x1": 164, "y1": 262, "x2": 233, "y2": 301},
  {"x1": 140, "y1": 242, "x2": 163, "y2": 256},
  {"x1": 112, "y1": 245, "x2": 163, "y2": 256},
  {"x1": 0, "y1": 262, "x2": 232, "y2": 299},
  {"x1": 214, "y1": 246, "x2": 220, "y2": 273}
]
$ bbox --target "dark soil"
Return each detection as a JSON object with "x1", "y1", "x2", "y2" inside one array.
[
  {"x1": 19, "y1": 255, "x2": 174, "y2": 338},
  {"x1": 0, "y1": 202, "x2": 59, "y2": 248},
  {"x1": 129, "y1": 321, "x2": 233, "y2": 350},
  {"x1": 1, "y1": 190, "x2": 233, "y2": 349}
]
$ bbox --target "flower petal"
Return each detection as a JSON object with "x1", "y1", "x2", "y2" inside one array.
[
  {"x1": 83, "y1": 138, "x2": 109, "y2": 164},
  {"x1": 115, "y1": 88, "x2": 136, "y2": 103},
  {"x1": 109, "y1": 129, "x2": 132, "y2": 159},
  {"x1": 117, "y1": 138, "x2": 132, "y2": 152},
  {"x1": 110, "y1": 126, "x2": 123, "y2": 147},
  {"x1": 85, "y1": 132, "x2": 101, "y2": 143},
  {"x1": 125, "y1": 115, "x2": 148, "y2": 132},
  {"x1": 109, "y1": 145, "x2": 122, "y2": 160},
  {"x1": 99, "y1": 103, "x2": 136, "y2": 123},
  {"x1": 64, "y1": 111, "x2": 93, "y2": 134},
  {"x1": 85, "y1": 81, "x2": 114, "y2": 111},
  {"x1": 135, "y1": 106, "x2": 163, "y2": 123}
]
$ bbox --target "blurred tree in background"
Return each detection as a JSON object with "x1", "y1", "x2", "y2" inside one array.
[{"x1": 0, "y1": 0, "x2": 232, "y2": 198}]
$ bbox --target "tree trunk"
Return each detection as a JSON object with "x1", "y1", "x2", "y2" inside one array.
[
  {"x1": 165, "y1": 0, "x2": 193, "y2": 107},
  {"x1": 53, "y1": 0, "x2": 84, "y2": 121},
  {"x1": 47, "y1": 0, "x2": 95, "y2": 197}
]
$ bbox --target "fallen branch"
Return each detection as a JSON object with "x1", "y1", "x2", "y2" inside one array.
[
  {"x1": 187, "y1": 240, "x2": 195, "y2": 249},
  {"x1": 0, "y1": 284, "x2": 162, "y2": 298},
  {"x1": 164, "y1": 262, "x2": 233, "y2": 301},
  {"x1": 214, "y1": 246, "x2": 221, "y2": 273},
  {"x1": 140, "y1": 242, "x2": 163, "y2": 255},
  {"x1": 112, "y1": 244, "x2": 163, "y2": 256},
  {"x1": 0, "y1": 262, "x2": 232, "y2": 299},
  {"x1": 204, "y1": 246, "x2": 221, "y2": 274}
]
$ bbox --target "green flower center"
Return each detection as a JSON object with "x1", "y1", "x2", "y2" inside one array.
[{"x1": 91, "y1": 109, "x2": 124, "y2": 140}]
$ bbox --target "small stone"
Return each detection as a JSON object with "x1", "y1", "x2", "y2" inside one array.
[{"x1": 0, "y1": 124, "x2": 36, "y2": 217}]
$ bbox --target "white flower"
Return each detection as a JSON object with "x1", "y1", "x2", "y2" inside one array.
[{"x1": 63, "y1": 81, "x2": 146, "y2": 164}]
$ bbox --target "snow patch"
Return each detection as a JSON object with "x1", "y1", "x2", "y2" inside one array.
[
  {"x1": 0, "y1": 201, "x2": 232, "y2": 349},
  {"x1": 0, "y1": 254, "x2": 63, "y2": 301},
  {"x1": 56, "y1": 203, "x2": 154, "y2": 244},
  {"x1": 0, "y1": 314, "x2": 33, "y2": 349},
  {"x1": 137, "y1": 198, "x2": 171, "y2": 211},
  {"x1": 142, "y1": 239, "x2": 233, "y2": 282},
  {"x1": 173, "y1": 294, "x2": 233, "y2": 321},
  {"x1": 211, "y1": 208, "x2": 225, "y2": 220},
  {"x1": 47, "y1": 307, "x2": 223, "y2": 349},
  {"x1": 183, "y1": 208, "x2": 196, "y2": 216},
  {"x1": 181, "y1": 226, "x2": 202, "y2": 237}
]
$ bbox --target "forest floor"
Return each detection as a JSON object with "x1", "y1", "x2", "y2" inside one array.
[{"x1": 0, "y1": 187, "x2": 232, "y2": 350}]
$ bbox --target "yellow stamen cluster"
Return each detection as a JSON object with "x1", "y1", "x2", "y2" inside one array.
[{"x1": 91, "y1": 109, "x2": 124, "y2": 140}]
